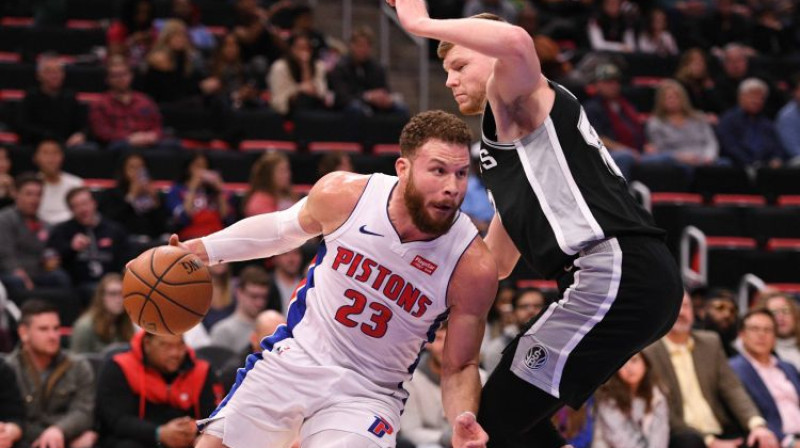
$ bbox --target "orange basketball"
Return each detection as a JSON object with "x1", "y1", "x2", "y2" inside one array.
[{"x1": 123, "y1": 245, "x2": 212, "y2": 336}]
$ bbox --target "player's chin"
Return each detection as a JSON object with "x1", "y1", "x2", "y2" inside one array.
[{"x1": 458, "y1": 101, "x2": 483, "y2": 116}]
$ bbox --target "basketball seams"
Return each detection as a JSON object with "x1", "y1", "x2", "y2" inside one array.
[
  {"x1": 126, "y1": 261, "x2": 208, "y2": 319},
  {"x1": 126, "y1": 292, "x2": 174, "y2": 334}
]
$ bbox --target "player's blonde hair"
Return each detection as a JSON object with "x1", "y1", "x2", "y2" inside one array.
[
  {"x1": 399, "y1": 110, "x2": 472, "y2": 159},
  {"x1": 436, "y1": 13, "x2": 504, "y2": 60}
]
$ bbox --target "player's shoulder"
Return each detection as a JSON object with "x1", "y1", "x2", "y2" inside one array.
[{"x1": 306, "y1": 171, "x2": 372, "y2": 231}]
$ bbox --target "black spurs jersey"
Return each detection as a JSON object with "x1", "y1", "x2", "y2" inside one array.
[{"x1": 479, "y1": 80, "x2": 663, "y2": 279}]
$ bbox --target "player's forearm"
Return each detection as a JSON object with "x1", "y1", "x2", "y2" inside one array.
[
  {"x1": 441, "y1": 363, "x2": 482, "y2": 424},
  {"x1": 200, "y1": 198, "x2": 317, "y2": 265}
]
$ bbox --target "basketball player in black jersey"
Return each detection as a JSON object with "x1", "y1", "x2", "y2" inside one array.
[{"x1": 390, "y1": 2, "x2": 686, "y2": 447}]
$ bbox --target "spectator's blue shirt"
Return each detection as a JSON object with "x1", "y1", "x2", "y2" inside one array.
[
  {"x1": 717, "y1": 107, "x2": 785, "y2": 166},
  {"x1": 776, "y1": 100, "x2": 800, "y2": 158},
  {"x1": 461, "y1": 174, "x2": 495, "y2": 226}
]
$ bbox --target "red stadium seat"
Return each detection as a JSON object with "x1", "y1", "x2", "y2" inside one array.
[
  {"x1": 239, "y1": 140, "x2": 297, "y2": 152},
  {"x1": 308, "y1": 142, "x2": 363, "y2": 153}
]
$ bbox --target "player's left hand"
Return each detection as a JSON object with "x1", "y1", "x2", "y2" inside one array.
[{"x1": 452, "y1": 412, "x2": 488, "y2": 448}]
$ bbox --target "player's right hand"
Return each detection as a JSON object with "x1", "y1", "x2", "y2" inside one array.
[{"x1": 452, "y1": 412, "x2": 488, "y2": 448}]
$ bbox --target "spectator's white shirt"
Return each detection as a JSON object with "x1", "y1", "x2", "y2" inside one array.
[{"x1": 38, "y1": 172, "x2": 83, "y2": 226}]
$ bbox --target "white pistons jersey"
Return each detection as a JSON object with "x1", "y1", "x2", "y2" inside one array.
[{"x1": 273, "y1": 173, "x2": 478, "y2": 400}]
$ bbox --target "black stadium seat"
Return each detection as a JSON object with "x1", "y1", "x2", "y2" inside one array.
[
  {"x1": 65, "y1": 0, "x2": 123, "y2": 20},
  {"x1": 756, "y1": 167, "x2": 800, "y2": 201},
  {"x1": 631, "y1": 163, "x2": 691, "y2": 192},
  {"x1": 293, "y1": 111, "x2": 358, "y2": 145},
  {"x1": 232, "y1": 109, "x2": 290, "y2": 141},
  {"x1": 691, "y1": 165, "x2": 755, "y2": 198},
  {"x1": 65, "y1": 66, "x2": 107, "y2": 92},
  {"x1": 0, "y1": 63, "x2": 36, "y2": 90}
]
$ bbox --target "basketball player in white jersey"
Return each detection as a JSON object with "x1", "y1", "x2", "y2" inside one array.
[
  {"x1": 170, "y1": 110, "x2": 498, "y2": 448},
  {"x1": 391, "y1": 2, "x2": 688, "y2": 447}
]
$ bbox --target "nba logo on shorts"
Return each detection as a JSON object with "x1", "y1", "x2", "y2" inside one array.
[
  {"x1": 368, "y1": 416, "x2": 393, "y2": 438},
  {"x1": 525, "y1": 345, "x2": 548, "y2": 370}
]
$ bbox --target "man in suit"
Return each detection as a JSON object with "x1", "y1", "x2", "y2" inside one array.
[
  {"x1": 730, "y1": 309, "x2": 800, "y2": 448},
  {"x1": 643, "y1": 292, "x2": 779, "y2": 448}
]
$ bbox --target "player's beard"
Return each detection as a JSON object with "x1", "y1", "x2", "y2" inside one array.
[
  {"x1": 404, "y1": 172, "x2": 459, "y2": 235},
  {"x1": 457, "y1": 87, "x2": 487, "y2": 116}
]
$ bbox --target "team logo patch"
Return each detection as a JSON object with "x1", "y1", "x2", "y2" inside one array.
[
  {"x1": 411, "y1": 255, "x2": 437, "y2": 275},
  {"x1": 368, "y1": 416, "x2": 394, "y2": 438},
  {"x1": 524, "y1": 345, "x2": 548, "y2": 370}
]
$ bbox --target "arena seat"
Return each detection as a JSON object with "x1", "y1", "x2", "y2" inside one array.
[
  {"x1": 756, "y1": 167, "x2": 800, "y2": 202},
  {"x1": 360, "y1": 114, "x2": 409, "y2": 149},
  {"x1": 631, "y1": 163, "x2": 691, "y2": 193},
  {"x1": 65, "y1": 66, "x2": 107, "y2": 92},
  {"x1": 691, "y1": 165, "x2": 755, "y2": 200},
  {"x1": 0, "y1": 63, "x2": 36, "y2": 90},
  {"x1": 232, "y1": 109, "x2": 290, "y2": 141},
  {"x1": 65, "y1": 0, "x2": 123, "y2": 20},
  {"x1": 293, "y1": 111, "x2": 358, "y2": 145}
]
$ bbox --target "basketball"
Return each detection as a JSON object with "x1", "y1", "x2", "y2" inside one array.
[{"x1": 123, "y1": 245, "x2": 213, "y2": 336}]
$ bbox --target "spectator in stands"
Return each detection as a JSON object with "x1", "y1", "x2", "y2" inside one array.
[
  {"x1": 48, "y1": 187, "x2": 130, "y2": 300},
  {"x1": 593, "y1": 352, "x2": 669, "y2": 448},
  {"x1": 166, "y1": 153, "x2": 234, "y2": 240},
  {"x1": 34, "y1": 139, "x2": 84, "y2": 226},
  {"x1": 718, "y1": 78, "x2": 786, "y2": 168},
  {"x1": 701, "y1": 289, "x2": 741, "y2": 358},
  {"x1": 462, "y1": 0, "x2": 518, "y2": 23},
  {"x1": 583, "y1": 63, "x2": 646, "y2": 178},
  {"x1": 483, "y1": 281, "x2": 516, "y2": 345},
  {"x1": 776, "y1": 74, "x2": 800, "y2": 164},
  {"x1": 89, "y1": 56, "x2": 164, "y2": 150},
  {"x1": 552, "y1": 401, "x2": 593, "y2": 448},
  {"x1": 587, "y1": 0, "x2": 636, "y2": 52},
  {"x1": 751, "y1": 9, "x2": 794, "y2": 57},
  {"x1": 99, "y1": 152, "x2": 168, "y2": 240},
  {"x1": 231, "y1": 0, "x2": 285, "y2": 74},
  {"x1": 329, "y1": 26, "x2": 407, "y2": 117},
  {"x1": 7, "y1": 300, "x2": 96, "y2": 448},
  {"x1": 268, "y1": 33, "x2": 333, "y2": 116},
  {"x1": 268, "y1": 248, "x2": 303, "y2": 314},
  {"x1": 643, "y1": 293, "x2": 778, "y2": 448},
  {"x1": 0, "y1": 174, "x2": 70, "y2": 296},
  {"x1": 243, "y1": 151, "x2": 298, "y2": 217},
  {"x1": 70, "y1": 273, "x2": 134, "y2": 354},
  {"x1": 143, "y1": 19, "x2": 206, "y2": 106},
  {"x1": 674, "y1": 48, "x2": 723, "y2": 117},
  {"x1": 0, "y1": 147, "x2": 13, "y2": 210},
  {"x1": 220, "y1": 309, "x2": 285, "y2": 391},
  {"x1": 201, "y1": 33, "x2": 263, "y2": 111},
  {"x1": 155, "y1": 0, "x2": 216, "y2": 53},
  {"x1": 700, "y1": 0, "x2": 752, "y2": 51},
  {"x1": 15, "y1": 54, "x2": 88, "y2": 148},
  {"x1": 210, "y1": 265, "x2": 270, "y2": 352},
  {"x1": 96, "y1": 330, "x2": 222, "y2": 448},
  {"x1": 646, "y1": 80, "x2": 720, "y2": 166},
  {"x1": 0, "y1": 358, "x2": 24, "y2": 448},
  {"x1": 401, "y1": 323, "x2": 485, "y2": 448},
  {"x1": 288, "y1": 5, "x2": 331, "y2": 62},
  {"x1": 482, "y1": 288, "x2": 547, "y2": 372},
  {"x1": 202, "y1": 263, "x2": 235, "y2": 331},
  {"x1": 756, "y1": 292, "x2": 800, "y2": 372},
  {"x1": 317, "y1": 151, "x2": 354, "y2": 178},
  {"x1": 730, "y1": 309, "x2": 800, "y2": 448},
  {"x1": 108, "y1": 0, "x2": 157, "y2": 68},
  {"x1": 637, "y1": 8, "x2": 679, "y2": 56}
]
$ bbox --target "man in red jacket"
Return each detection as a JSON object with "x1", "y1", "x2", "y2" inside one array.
[{"x1": 96, "y1": 331, "x2": 223, "y2": 448}]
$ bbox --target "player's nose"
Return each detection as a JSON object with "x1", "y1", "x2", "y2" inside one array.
[{"x1": 445, "y1": 71, "x2": 459, "y2": 88}]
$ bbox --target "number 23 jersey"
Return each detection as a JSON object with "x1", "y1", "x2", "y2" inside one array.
[{"x1": 286, "y1": 173, "x2": 478, "y2": 398}]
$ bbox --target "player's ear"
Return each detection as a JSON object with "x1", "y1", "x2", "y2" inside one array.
[{"x1": 395, "y1": 157, "x2": 410, "y2": 180}]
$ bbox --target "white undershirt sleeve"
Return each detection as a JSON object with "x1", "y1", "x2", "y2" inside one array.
[{"x1": 200, "y1": 198, "x2": 317, "y2": 265}]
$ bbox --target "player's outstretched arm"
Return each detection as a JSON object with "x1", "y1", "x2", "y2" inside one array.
[
  {"x1": 442, "y1": 238, "x2": 498, "y2": 448},
  {"x1": 390, "y1": 0, "x2": 541, "y2": 105},
  {"x1": 173, "y1": 171, "x2": 367, "y2": 265}
]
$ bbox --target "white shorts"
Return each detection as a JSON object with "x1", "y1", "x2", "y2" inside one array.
[{"x1": 199, "y1": 338, "x2": 400, "y2": 448}]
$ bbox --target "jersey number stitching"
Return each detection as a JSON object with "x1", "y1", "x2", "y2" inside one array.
[
  {"x1": 334, "y1": 289, "x2": 394, "y2": 338},
  {"x1": 479, "y1": 148, "x2": 498, "y2": 171}
]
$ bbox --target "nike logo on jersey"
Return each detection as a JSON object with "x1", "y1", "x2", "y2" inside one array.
[{"x1": 359, "y1": 225, "x2": 384, "y2": 237}]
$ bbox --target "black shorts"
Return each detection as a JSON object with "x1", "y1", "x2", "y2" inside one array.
[{"x1": 479, "y1": 235, "x2": 682, "y2": 443}]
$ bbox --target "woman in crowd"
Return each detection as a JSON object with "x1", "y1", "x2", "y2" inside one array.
[
  {"x1": 202, "y1": 33, "x2": 263, "y2": 111},
  {"x1": 166, "y1": 152, "x2": 235, "y2": 240},
  {"x1": 674, "y1": 48, "x2": 722, "y2": 117},
  {"x1": 243, "y1": 151, "x2": 297, "y2": 217},
  {"x1": 645, "y1": 79, "x2": 720, "y2": 166},
  {"x1": 268, "y1": 32, "x2": 332, "y2": 116},
  {"x1": 587, "y1": 0, "x2": 636, "y2": 53},
  {"x1": 143, "y1": 19, "x2": 205, "y2": 105},
  {"x1": 100, "y1": 152, "x2": 167, "y2": 240},
  {"x1": 637, "y1": 8, "x2": 678, "y2": 56},
  {"x1": 593, "y1": 352, "x2": 669, "y2": 448},
  {"x1": 70, "y1": 273, "x2": 134, "y2": 354}
]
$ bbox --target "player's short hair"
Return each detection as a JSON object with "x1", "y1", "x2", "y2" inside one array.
[
  {"x1": 399, "y1": 110, "x2": 472, "y2": 159},
  {"x1": 20, "y1": 299, "x2": 59, "y2": 326},
  {"x1": 437, "y1": 13, "x2": 504, "y2": 60},
  {"x1": 238, "y1": 265, "x2": 271, "y2": 290}
]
